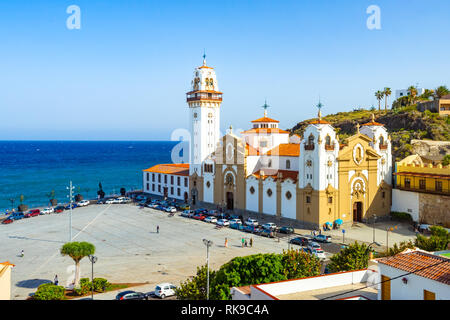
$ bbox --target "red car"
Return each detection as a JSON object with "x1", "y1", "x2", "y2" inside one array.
[
  {"x1": 2, "y1": 218, "x2": 14, "y2": 224},
  {"x1": 193, "y1": 214, "x2": 207, "y2": 221},
  {"x1": 25, "y1": 209, "x2": 40, "y2": 218}
]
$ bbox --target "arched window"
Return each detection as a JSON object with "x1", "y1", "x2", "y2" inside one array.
[
  {"x1": 226, "y1": 173, "x2": 234, "y2": 186},
  {"x1": 325, "y1": 135, "x2": 331, "y2": 146},
  {"x1": 268, "y1": 159, "x2": 272, "y2": 168},
  {"x1": 267, "y1": 189, "x2": 273, "y2": 197},
  {"x1": 286, "y1": 159, "x2": 291, "y2": 169},
  {"x1": 379, "y1": 136, "x2": 384, "y2": 145},
  {"x1": 249, "y1": 186, "x2": 255, "y2": 194}
]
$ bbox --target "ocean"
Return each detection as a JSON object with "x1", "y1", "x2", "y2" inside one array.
[{"x1": 0, "y1": 141, "x2": 178, "y2": 212}]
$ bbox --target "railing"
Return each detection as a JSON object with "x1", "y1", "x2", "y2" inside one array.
[
  {"x1": 304, "y1": 144, "x2": 315, "y2": 151},
  {"x1": 379, "y1": 144, "x2": 388, "y2": 150},
  {"x1": 396, "y1": 186, "x2": 450, "y2": 196},
  {"x1": 187, "y1": 93, "x2": 223, "y2": 102},
  {"x1": 325, "y1": 143, "x2": 335, "y2": 151}
]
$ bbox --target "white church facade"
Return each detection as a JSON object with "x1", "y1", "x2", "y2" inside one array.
[{"x1": 143, "y1": 57, "x2": 393, "y2": 228}]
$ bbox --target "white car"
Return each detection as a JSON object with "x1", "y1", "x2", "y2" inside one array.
[
  {"x1": 165, "y1": 206, "x2": 177, "y2": 213},
  {"x1": 229, "y1": 219, "x2": 242, "y2": 225},
  {"x1": 105, "y1": 199, "x2": 115, "y2": 204},
  {"x1": 245, "y1": 218, "x2": 258, "y2": 226},
  {"x1": 77, "y1": 200, "x2": 90, "y2": 207},
  {"x1": 115, "y1": 197, "x2": 126, "y2": 203},
  {"x1": 216, "y1": 219, "x2": 229, "y2": 226},
  {"x1": 41, "y1": 207, "x2": 54, "y2": 214},
  {"x1": 154, "y1": 283, "x2": 176, "y2": 299},
  {"x1": 204, "y1": 216, "x2": 217, "y2": 223},
  {"x1": 307, "y1": 241, "x2": 322, "y2": 252},
  {"x1": 310, "y1": 248, "x2": 326, "y2": 260},
  {"x1": 262, "y1": 222, "x2": 277, "y2": 230},
  {"x1": 121, "y1": 197, "x2": 132, "y2": 203}
]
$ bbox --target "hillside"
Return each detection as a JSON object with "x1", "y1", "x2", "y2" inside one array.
[{"x1": 289, "y1": 106, "x2": 450, "y2": 162}]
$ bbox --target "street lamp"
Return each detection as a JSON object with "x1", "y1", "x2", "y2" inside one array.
[
  {"x1": 365, "y1": 242, "x2": 381, "y2": 260},
  {"x1": 372, "y1": 214, "x2": 377, "y2": 243},
  {"x1": 67, "y1": 181, "x2": 75, "y2": 241},
  {"x1": 202, "y1": 239, "x2": 213, "y2": 300},
  {"x1": 88, "y1": 255, "x2": 98, "y2": 300}
]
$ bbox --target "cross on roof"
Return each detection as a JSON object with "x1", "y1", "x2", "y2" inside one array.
[{"x1": 262, "y1": 99, "x2": 271, "y2": 117}]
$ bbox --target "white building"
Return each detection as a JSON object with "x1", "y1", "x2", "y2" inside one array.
[
  {"x1": 142, "y1": 164, "x2": 190, "y2": 201},
  {"x1": 376, "y1": 249, "x2": 450, "y2": 300},
  {"x1": 395, "y1": 88, "x2": 426, "y2": 100}
]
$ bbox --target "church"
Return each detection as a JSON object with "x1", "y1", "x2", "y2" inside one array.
[{"x1": 143, "y1": 57, "x2": 393, "y2": 228}]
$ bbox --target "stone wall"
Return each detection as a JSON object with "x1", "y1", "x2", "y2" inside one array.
[{"x1": 418, "y1": 193, "x2": 450, "y2": 228}]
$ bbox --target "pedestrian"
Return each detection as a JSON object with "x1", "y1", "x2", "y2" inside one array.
[
  {"x1": 225, "y1": 237, "x2": 228, "y2": 248},
  {"x1": 157, "y1": 225, "x2": 159, "y2": 234},
  {"x1": 319, "y1": 229, "x2": 322, "y2": 235},
  {"x1": 245, "y1": 239, "x2": 248, "y2": 247},
  {"x1": 54, "y1": 275, "x2": 59, "y2": 286},
  {"x1": 241, "y1": 238, "x2": 245, "y2": 248},
  {"x1": 20, "y1": 250, "x2": 24, "y2": 257},
  {"x1": 250, "y1": 237, "x2": 253, "y2": 247}
]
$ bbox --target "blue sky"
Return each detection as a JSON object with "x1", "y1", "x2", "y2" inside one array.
[{"x1": 1, "y1": 0, "x2": 449, "y2": 140}]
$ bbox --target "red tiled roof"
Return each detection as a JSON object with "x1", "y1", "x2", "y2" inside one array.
[
  {"x1": 310, "y1": 119, "x2": 331, "y2": 125},
  {"x1": 250, "y1": 169, "x2": 298, "y2": 182},
  {"x1": 251, "y1": 117, "x2": 280, "y2": 123},
  {"x1": 264, "y1": 144, "x2": 300, "y2": 157},
  {"x1": 0, "y1": 261, "x2": 15, "y2": 267},
  {"x1": 241, "y1": 128, "x2": 290, "y2": 134},
  {"x1": 361, "y1": 121, "x2": 384, "y2": 126},
  {"x1": 143, "y1": 164, "x2": 189, "y2": 176},
  {"x1": 377, "y1": 251, "x2": 450, "y2": 285}
]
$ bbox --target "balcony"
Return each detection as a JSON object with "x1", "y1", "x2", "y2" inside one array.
[
  {"x1": 396, "y1": 185, "x2": 449, "y2": 196},
  {"x1": 304, "y1": 144, "x2": 315, "y2": 151},
  {"x1": 325, "y1": 143, "x2": 335, "y2": 151},
  {"x1": 379, "y1": 144, "x2": 388, "y2": 150},
  {"x1": 186, "y1": 92, "x2": 223, "y2": 102}
]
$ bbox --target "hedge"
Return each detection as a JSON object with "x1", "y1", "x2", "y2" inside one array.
[
  {"x1": 390, "y1": 211, "x2": 413, "y2": 221},
  {"x1": 33, "y1": 283, "x2": 65, "y2": 300}
]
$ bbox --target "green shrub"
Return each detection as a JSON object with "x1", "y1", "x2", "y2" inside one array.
[
  {"x1": 33, "y1": 283, "x2": 65, "y2": 300},
  {"x1": 93, "y1": 278, "x2": 111, "y2": 292},
  {"x1": 390, "y1": 211, "x2": 413, "y2": 221}
]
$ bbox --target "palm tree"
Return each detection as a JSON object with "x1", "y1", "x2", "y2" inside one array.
[
  {"x1": 60, "y1": 242, "x2": 96, "y2": 288},
  {"x1": 407, "y1": 85, "x2": 418, "y2": 104},
  {"x1": 435, "y1": 85, "x2": 450, "y2": 98},
  {"x1": 375, "y1": 91, "x2": 384, "y2": 111},
  {"x1": 383, "y1": 87, "x2": 392, "y2": 111}
]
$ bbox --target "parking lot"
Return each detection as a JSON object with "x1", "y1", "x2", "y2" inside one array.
[{"x1": 1, "y1": 202, "x2": 329, "y2": 300}]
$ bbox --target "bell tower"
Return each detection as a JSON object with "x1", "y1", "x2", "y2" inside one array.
[{"x1": 186, "y1": 54, "x2": 223, "y2": 176}]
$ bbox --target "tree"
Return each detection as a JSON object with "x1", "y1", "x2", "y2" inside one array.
[
  {"x1": 415, "y1": 226, "x2": 449, "y2": 252},
  {"x1": 380, "y1": 240, "x2": 416, "y2": 257},
  {"x1": 442, "y1": 154, "x2": 450, "y2": 166},
  {"x1": 281, "y1": 249, "x2": 321, "y2": 279},
  {"x1": 407, "y1": 85, "x2": 418, "y2": 105},
  {"x1": 383, "y1": 87, "x2": 392, "y2": 111},
  {"x1": 435, "y1": 85, "x2": 449, "y2": 98},
  {"x1": 175, "y1": 264, "x2": 215, "y2": 300},
  {"x1": 375, "y1": 91, "x2": 384, "y2": 111},
  {"x1": 327, "y1": 242, "x2": 370, "y2": 273},
  {"x1": 60, "y1": 242, "x2": 96, "y2": 288},
  {"x1": 420, "y1": 89, "x2": 434, "y2": 100}
]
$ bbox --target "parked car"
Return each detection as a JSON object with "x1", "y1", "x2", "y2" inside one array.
[
  {"x1": 54, "y1": 206, "x2": 65, "y2": 213},
  {"x1": 307, "y1": 241, "x2": 322, "y2": 252},
  {"x1": 65, "y1": 203, "x2": 78, "y2": 210},
  {"x1": 230, "y1": 222, "x2": 244, "y2": 230},
  {"x1": 77, "y1": 200, "x2": 90, "y2": 207},
  {"x1": 314, "y1": 234, "x2": 332, "y2": 243},
  {"x1": 194, "y1": 208, "x2": 208, "y2": 215},
  {"x1": 164, "y1": 206, "x2": 177, "y2": 213},
  {"x1": 260, "y1": 229, "x2": 274, "y2": 238},
  {"x1": 204, "y1": 216, "x2": 217, "y2": 223},
  {"x1": 229, "y1": 218, "x2": 242, "y2": 225},
  {"x1": 279, "y1": 226, "x2": 294, "y2": 234},
  {"x1": 262, "y1": 222, "x2": 277, "y2": 231},
  {"x1": 154, "y1": 283, "x2": 176, "y2": 299},
  {"x1": 216, "y1": 219, "x2": 229, "y2": 226},
  {"x1": 193, "y1": 214, "x2": 207, "y2": 221},
  {"x1": 2, "y1": 217, "x2": 14, "y2": 224},
  {"x1": 41, "y1": 207, "x2": 54, "y2": 215},
  {"x1": 178, "y1": 204, "x2": 190, "y2": 211},
  {"x1": 243, "y1": 225, "x2": 257, "y2": 233},
  {"x1": 97, "y1": 199, "x2": 106, "y2": 204},
  {"x1": 244, "y1": 218, "x2": 258, "y2": 227},
  {"x1": 135, "y1": 195, "x2": 145, "y2": 201},
  {"x1": 289, "y1": 236, "x2": 309, "y2": 246},
  {"x1": 181, "y1": 210, "x2": 194, "y2": 218},
  {"x1": 115, "y1": 290, "x2": 148, "y2": 300},
  {"x1": 207, "y1": 210, "x2": 220, "y2": 217},
  {"x1": 121, "y1": 197, "x2": 132, "y2": 203},
  {"x1": 25, "y1": 209, "x2": 40, "y2": 218},
  {"x1": 105, "y1": 198, "x2": 115, "y2": 204},
  {"x1": 310, "y1": 248, "x2": 326, "y2": 259},
  {"x1": 7, "y1": 212, "x2": 25, "y2": 221}
]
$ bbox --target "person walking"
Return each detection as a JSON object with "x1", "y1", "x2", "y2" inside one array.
[
  {"x1": 245, "y1": 239, "x2": 248, "y2": 247},
  {"x1": 241, "y1": 237, "x2": 245, "y2": 248},
  {"x1": 54, "y1": 275, "x2": 59, "y2": 286},
  {"x1": 225, "y1": 237, "x2": 228, "y2": 248},
  {"x1": 20, "y1": 250, "x2": 24, "y2": 257},
  {"x1": 250, "y1": 237, "x2": 253, "y2": 248},
  {"x1": 156, "y1": 225, "x2": 160, "y2": 234}
]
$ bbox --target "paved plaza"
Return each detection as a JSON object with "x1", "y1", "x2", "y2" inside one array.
[{"x1": 0, "y1": 203, "x2": 417, "y2": 300}]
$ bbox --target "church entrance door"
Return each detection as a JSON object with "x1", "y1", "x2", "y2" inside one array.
[
  {"x1": 353, "y1": 202, "x2": 363, "y2": 222},
  {"x1": 226, "y1": 192, "x2": 234, "y2": 211}
]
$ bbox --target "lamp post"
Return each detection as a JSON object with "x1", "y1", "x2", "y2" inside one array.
[
  {"x1": 202, "y1": 239, "x2": 213, "y2": 300},
  {"x1": 372, "y1": 214, "x2": 377, "y2": 243},
  {"x1": 67, "y1": 181, "x2": 75, "y2": 241},
  {"x1": 366, "y1": 241, "x2": 381, "y2": 259},
  {"x1": 88, "y1": 255, "x2": 98, "y2": 300}
]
